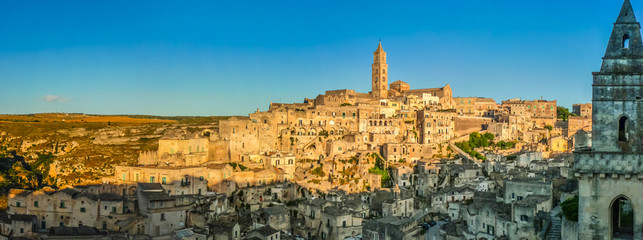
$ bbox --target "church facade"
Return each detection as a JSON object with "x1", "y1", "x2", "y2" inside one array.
[{"x1": 575, "y1": 0, "x2": 643, "y2": 239}]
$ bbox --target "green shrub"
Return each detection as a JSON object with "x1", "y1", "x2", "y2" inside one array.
[
  {"x1": 311, "y1": 164, "x2": 325, "y2": 177},
  {"x1": 561, "y1": 195, "x2": 579, "y2": 221}
]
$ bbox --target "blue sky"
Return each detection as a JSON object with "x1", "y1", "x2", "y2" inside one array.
[{"x1": 0, "y1": 0, "x2": 632, "y2": 116}]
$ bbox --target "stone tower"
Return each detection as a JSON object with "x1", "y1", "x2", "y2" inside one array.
[
  {"x1": 372, "y1": 41, "x2": 388, "y2": 99},
  {"x1": 575, "y1": 0, "x2": 643, "y2": 239}
]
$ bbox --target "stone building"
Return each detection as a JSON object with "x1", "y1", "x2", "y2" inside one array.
[
  {"x1": 382, "y1": 196, "x2": 414, "y2": 218},
  {"x1": 139, "y1": 129, "x2": 209, "y2": 166},
  {"x1": 6, "y1": 188, "x2": 131, "y2": 234},
  {"x1": 454, "y1": 97, "x2": 497, "y2": 117},
  {"x1": 431, "y1": 187, "x2": 475, "y2": 213},
  {"x1": 574, "y1": 1, "x2": 643, "y2": 239},
  {"x1": 362, "y1": 215, "x2": 422, "y2": 240},
  {"x1": 566, "y1": 115, "x2": 592, "y2": 138},
  {"x1": 109, "y1": 164, "x2": 232, "y2": 194},
  {"x1": 136, "y1": 183, "x2": 190, "y2": 237},
  {"x1": 372, "y1": 41, "x2": 389, "y2": 99},
  {"x1": 572, "y1": 103, "x2": 592, "y2": 117},
  {"x1": 319, "y1": 207, "x2": 363, "y2": 240},
  {"x1": 416, "y1": 109, "x2": 456, "y2": 145},
  {"x1": 381, "y1": 143, "x2": 432, "y2": 163},
  {"x1": 389, "y1": 164, "x2": 414, "y2": 187},
  {"x1": 501, "y1": 98, "x2": 557, "y2": 128},
  {"x1": 461, "y1": 197, "x2": 513, "y2": 240},
  {"x1": 503, "y1": 178, "x2": 552, "y2": 204}
]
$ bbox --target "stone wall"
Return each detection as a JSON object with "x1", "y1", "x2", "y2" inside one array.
[{"x1": 454, "y1": 116, "x2": 491, "y2": 136}]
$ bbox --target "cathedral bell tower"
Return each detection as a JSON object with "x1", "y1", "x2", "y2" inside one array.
[
  {"x1": 575, "y1": 1, "x2": 643, "y2": 239},
  {"x1": 372, "y1": 41, "x2": 388, "y2": 99}
]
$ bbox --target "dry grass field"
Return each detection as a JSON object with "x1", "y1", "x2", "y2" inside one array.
[{"x1": 0, "y1": 113, "x2": 176, "y2": 124}]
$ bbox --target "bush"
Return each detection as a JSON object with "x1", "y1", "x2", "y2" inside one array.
[
  {"x1": 318, "y1": 130, "x2": 329, "y2": 137},
  {"x1": 238, "y1": 164, "x2": 248, "y2": 171},
  {"x1": 496, "y1": 141, "x2": 516, "y2": 150},
  {"x1": 311, "y1": 164, "x2": 325, "y2": 177},
  {"x1": 561, "y1": 195, "x2": 579, "y2": 221},
  {"x1": 369, "y1": 166, "x2": 391, "y2": 188}
]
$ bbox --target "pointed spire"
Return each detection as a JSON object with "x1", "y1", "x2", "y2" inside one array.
[
  {"x1": 602, "y1": 0, "x2": 643, "y2": 59},
  {"x1": 616, "y1": 0, "x2": 638, "y2": 24},
  {"x1": 375, "y1": 40, "x2": 384, "y2": 53}
]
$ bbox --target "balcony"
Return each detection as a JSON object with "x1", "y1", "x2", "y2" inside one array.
[{"x1": 180, "y1": 181, "x2": 191, "y2": 186}]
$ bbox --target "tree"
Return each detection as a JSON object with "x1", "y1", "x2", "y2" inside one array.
[
  {"x1": 561, "y1": 195, "x2": 579, "y2": 221},
  {"x1": 557, "y1": 106, "x2": 573, "y2": 121}
]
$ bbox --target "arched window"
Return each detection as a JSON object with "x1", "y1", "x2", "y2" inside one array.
[
  {"x1": 619, "y1": 116, "x2": 628, "y2": 141},
  {"x1": 611, "y1": 196, "x2": 634, "y2": 239},
  {"x1": 623, "y1": 34, "x2": 630, "y2": 49}
]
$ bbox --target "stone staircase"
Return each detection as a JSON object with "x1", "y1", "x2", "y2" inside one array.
[{"x1": 546, "y1": 215, "x2": 562, "y2": 240}]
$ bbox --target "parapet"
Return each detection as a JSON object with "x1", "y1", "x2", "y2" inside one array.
[{"x1": 574, "y1": 151, "x2": 643, "y2": 175}]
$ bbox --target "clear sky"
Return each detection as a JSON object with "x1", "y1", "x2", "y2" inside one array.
[{"x1": 0, "y1": 0, "x2": 633, "y2": 116}]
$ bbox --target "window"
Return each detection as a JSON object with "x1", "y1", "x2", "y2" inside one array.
[
  {"x1": 199, "y1": 176, "x2": 204, "y2": 181},
  {"x1": 102, "y1": 221, "x2": 107, "y2": 230},
  {"x1": 20, "y1": 228, "x2": 23, "y2": 233},
  {"x1": 60, "y1": 202, "x2": 66, "y2": 208},
  {"x1": 162, "y1": 177, "x2": 167, "y2": 184},
  {"x1": 520, "y1": 215, "x2": 529, "y2": 222},
  {"x1": 150, "y1": 176, "x2": 155, "y2": 183},
  {"x1": 624, "y1": 34, "x2": 630, "y2": 48},
  {"x1": 619, "y1": 116, "x2": 628, "y2": 141},
  {"x1": 16, "y1": 202, "x2": 20, "y2": 207},
  {"x1": 342, "y1": 221, "x2": 346, "y2": 227},
  {"x1": 80, "y1": 207, "x2": 86, "y2": 213},
  {"x1": 34, "y1": 201, "x2": 38, "y2": 207},
  {"x1": 161, "y1": 213, "x2": 166, "y2": 221},
  {"x1": 122, "y1": 173, "x2": 126, "y2": 180},
  {"x1": 112, "y1": 207, "x2": 117, "y2": 213}
]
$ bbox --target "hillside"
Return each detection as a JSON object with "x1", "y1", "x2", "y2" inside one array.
[{"x1": 0, "y1": 113, "x2": 228, "y2": 193}]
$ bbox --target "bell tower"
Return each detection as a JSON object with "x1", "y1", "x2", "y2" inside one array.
[
  {"x1": 372, "y1": 41, "x2": 388, "y2": 99},
  {"x1": 575, "y1": 1, "x2": 643, "y2": 239}
]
